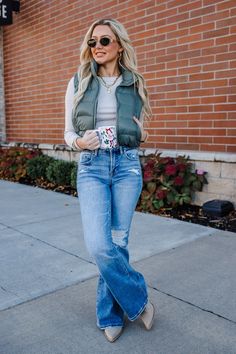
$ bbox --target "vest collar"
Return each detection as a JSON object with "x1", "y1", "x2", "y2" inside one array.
[{"x1": 90, "y1": 59, "x2": 136, "y2": 86}]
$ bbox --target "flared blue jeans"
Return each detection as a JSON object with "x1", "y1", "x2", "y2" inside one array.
[{"x1": 77, "y1": 146, "x2": 148, "y2": 329}]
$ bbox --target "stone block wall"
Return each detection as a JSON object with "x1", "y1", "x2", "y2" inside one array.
[
  {"x1": 193, "y1": 160, "x2": 236, "y2": 205},
  {"x1": 157, "y1": 149, "x2": 236, "y2": 206}
]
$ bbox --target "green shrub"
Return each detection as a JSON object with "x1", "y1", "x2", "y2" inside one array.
[
  {"x1": 1, "y1": 147, "x2": 77, "y2": 192},
  {"x1": 70, "y1": 162, "x2": 77, "y2": 189},
  {"x1": 26, "y1": 155, "x2": 55, "y2": 180},
  {"x1": 46, "y1": 159, "x2": 75, "y2": 186},
  {"x1": 138, "y1": 153, "x2": 208, "y2": 212},
  {"x1": 0, "y1": 147, "x2": 41, "y2": 182}
]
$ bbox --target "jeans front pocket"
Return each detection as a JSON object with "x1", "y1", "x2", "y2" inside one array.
[
  {"x1": 79, "y1": 151, "x2": 94, "y2": 165},
  {"x1": 124, "y1": 148, "x2": 139, "y2": 161}
]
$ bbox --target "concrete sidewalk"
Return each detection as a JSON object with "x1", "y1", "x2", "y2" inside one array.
[{"x1": 0, "y1": 179, "x2": 235, "y2": 354}]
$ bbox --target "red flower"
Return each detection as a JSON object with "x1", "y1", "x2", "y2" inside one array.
[
  {"x1": 156, "y1": 189, "x2": 167, "y2": 200},
  {"x1": 174, "y1": 176, "x2": 184, "y2": 186},
  {"x1": 143, "y1": 170, "x2": 153, "y2": 182},
  {"x1": 146, "y1": 159, "x2": 155, "y2": 168},
  {"x1": 165, "y1": 164, "x2": 177, "y2": 176},
  {"x1": 177, "y1": 163, "x2": 186, "y2": 172}
]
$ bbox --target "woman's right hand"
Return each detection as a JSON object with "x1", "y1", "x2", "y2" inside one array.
[{"x1": 76, "y1": 130, "x2": 100, "y2": 150}]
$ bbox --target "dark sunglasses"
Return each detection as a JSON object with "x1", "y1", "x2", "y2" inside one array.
[{"x1": 87, "y1": 37, "x2": 116, "y2": 48}]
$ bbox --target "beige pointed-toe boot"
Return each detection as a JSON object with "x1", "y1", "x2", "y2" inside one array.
[
  {"x1": 104, "y1": 326, "x2": 123, "y2": 342},
  {"x1": 139, "y1": 301, "x2": 155, "y2": 330}
]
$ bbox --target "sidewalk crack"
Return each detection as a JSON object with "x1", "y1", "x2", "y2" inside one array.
[
  {"x1": 0, "y1": 274, "x2": 99, "y2": 313},
  {"x1": 149, "y1": 285, "x2": 236, "y2": 325},
  {"x1": 0, "y1": 285, "x2": 19, "y2": 297},
  {"x1": 0, "y1": 285, "x2": 7, "y2": 292},
  {"x1": 0, "y1": 212, "x2": 79, "y2": 229}
]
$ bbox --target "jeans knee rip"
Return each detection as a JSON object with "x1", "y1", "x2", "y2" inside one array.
[{"x1": 112, "y1": 229, "x2": 128, "y2": 248}]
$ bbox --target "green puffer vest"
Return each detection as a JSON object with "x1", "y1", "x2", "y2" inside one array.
[{"x1": 72, "y1": 59, "x2": 143, "y2": 147}]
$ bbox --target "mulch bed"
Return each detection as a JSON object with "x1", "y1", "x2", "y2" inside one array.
[
  {"x1": 156, "y1": 204, "x2": 236, "y2": 233},
  {"x1": 6, "y1": 178, "x2": 236, "y2": 233}
]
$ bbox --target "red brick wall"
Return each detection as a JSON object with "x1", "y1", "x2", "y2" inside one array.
[{"x1": 3, "y1": 0, "x2": 236, "y2": 152}]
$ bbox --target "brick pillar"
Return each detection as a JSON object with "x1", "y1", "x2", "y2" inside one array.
[{"x1": 0, "y1": 27, "x2": 6, "y2": 142}]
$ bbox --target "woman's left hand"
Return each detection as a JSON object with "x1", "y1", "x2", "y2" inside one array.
[{"x1": 133, "y1": 116, "x2": 148, "y2": 142}]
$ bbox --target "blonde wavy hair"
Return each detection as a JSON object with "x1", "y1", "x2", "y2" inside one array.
[{"x1": 74, "y1": 18, "x2": 152, "y2": 121}]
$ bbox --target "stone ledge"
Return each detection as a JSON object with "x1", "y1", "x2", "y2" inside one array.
[
  {"x1": 0, "y1": 141, "x2": 39, "y2": 149},
  {"x1": 38, "y1": 143, "x2": 72, "y2": 151},
  {"x1": 38, "y1": 143, "x2": 54, "y2": 150},
  {"x1": 141, "y1": 148, "x2": 236, "y2": 163},
  {"x1": 1, "y1": 142, "x2": 236, "y2": 163},
  {"x1": 0, "y1": 142, "x2": 74, "y2": 152}
]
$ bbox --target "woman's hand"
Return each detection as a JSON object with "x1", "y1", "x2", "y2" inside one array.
[
  {"x1": 76, "y1": 130, "x2": 100, "y2": 150},
  {"x1": 133, "y1": 116, "x2": 148, "y2": 142}
]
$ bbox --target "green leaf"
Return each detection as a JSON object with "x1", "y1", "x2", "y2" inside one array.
[
  {"x1": 175, "y1": 194, "x2": 180, "y2": 202},
  {"x1": 181, "y1": 186, "x2": 190, "y2": 194},
  {"x1": 167, "y1": 192, "x2": 175, "y2": 203},
  {"x1": 183, "y1": 196, "x2": 191, "y2": 203},
  {"x1": 192, "y1": 180, "x2": 201, "y2": 191},
  {"x1": 188, "y1": 175, "x2": 197, "y2": 183},
  {"x1": 141, "y1": 190, "x2": 150, "y2": 201},
  {"x1": 147, "y1": 182, "x2": 156, "y2": 194},
  {"x1": 152, "y1": 200, "x2": 161, "y2": 210}
]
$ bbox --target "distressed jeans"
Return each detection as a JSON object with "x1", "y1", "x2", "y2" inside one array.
[{"x1": 77, "y1": 146, "x2": 148, "y2": 329}]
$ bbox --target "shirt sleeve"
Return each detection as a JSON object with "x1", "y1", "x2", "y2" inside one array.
[{"x1": 64, "y1": 76, "x2": 82, "y2": 150}]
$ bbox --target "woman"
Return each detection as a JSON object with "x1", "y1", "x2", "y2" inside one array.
[{"x1": 64, "y1": 18, "x2": 155, "y2": 343}]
